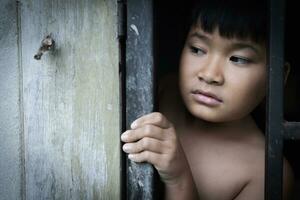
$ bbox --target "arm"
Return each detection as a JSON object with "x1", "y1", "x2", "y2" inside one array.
[
  {"x1": 121, "y1": 112, "x2": 199, "y2": 200},
  {"x1": 164, "y1": 168, "x2": 198, "y2": 200}
]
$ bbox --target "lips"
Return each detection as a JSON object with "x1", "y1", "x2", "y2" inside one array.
[{"x1": 191, "y1": 89, "x2": 223, "y2": 106}]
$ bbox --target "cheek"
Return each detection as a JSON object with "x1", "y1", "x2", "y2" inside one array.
[
  {"x1": 227, "y1": 71, "x2": 267, "y2": 114},
  {"x1": 179, "y1": 47, "x2": 200, "y2": 75},
  {"x1": 179, "y1": 54, "x2": 193, "y2": 90}
]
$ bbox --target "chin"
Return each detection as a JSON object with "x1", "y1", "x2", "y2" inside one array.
[
  {"x1": 187, "y1": 106, "x2": 239, "y2": 123},
  {"x1": 194, "y1": 113, "x2": 229, "y2": 123},
  {"x1": 188, "y1": 109, "x2": 221, "y2": 122}
]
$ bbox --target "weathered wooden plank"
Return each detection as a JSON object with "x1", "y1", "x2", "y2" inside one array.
[
  {"x1": 126, "y1": 0, "x2": 157, "y2": 199},
  {"x1": 20, "y1": 0, "x2": 120, "y2": 199},
  {"x1": 0, "y1": 1, "x2": 23, "y2": 200}
]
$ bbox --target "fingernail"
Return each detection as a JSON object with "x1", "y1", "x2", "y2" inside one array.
[
  {"x1": 128, "y1": 154, "x2": 133, "y2": 159},
  {"x1": 123, "y1": 144, "x2": 130, "y2": 152},
  {"x1": 121, "y1": 132, "x2": 128, "y2": 141},
  {"x1": 131, "y1": 121, "x2": 137, "y2": 129}
]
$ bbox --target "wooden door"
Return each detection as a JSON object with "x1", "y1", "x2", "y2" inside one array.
[{"x1": 0, "y1": 0, "x2": 120, "y2": 199}]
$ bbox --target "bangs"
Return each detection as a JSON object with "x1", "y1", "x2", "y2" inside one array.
[{"x1": 190, "y1": 0, "x2": 267, "y2": 44}]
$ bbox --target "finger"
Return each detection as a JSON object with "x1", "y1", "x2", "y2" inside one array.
[
  {"x1": 122, "y1": 137, "x2": 164, "y2": 154},
  {"x1": 128, "y1": 151, "x2": 163, "y2": 167},
  {"x1": 131, "y1": 112, "x2": 171, "y2": 129},
  {"x1": 121, "y1": 124, "x2": 165, "y2": 142}
]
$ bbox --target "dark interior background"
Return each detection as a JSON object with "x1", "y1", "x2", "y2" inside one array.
[
  {"x1": 284, "y1": 0, "x2": 300, "y2": 196},
  {"x1": 154, "y1": 0, "x2": 300, "y2": 197}
]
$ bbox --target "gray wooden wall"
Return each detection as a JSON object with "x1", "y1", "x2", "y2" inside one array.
[{"x1": 0, "y1": 0, "x2": 120, "y2": 199}]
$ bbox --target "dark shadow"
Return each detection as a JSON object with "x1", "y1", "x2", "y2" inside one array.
[{"x1": 284, "y1": 1, "x2": 300, "y2": 199}]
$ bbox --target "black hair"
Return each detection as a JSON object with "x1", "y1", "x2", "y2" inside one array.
[{"x1": 187, "y1": 0, "x2": 268, "y2": 44}]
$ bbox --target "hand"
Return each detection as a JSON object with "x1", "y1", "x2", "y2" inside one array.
[{"x1": 121, "y1": 112, "x2": 191, "y2": 185}]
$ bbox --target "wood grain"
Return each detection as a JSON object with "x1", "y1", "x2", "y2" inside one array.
[
  {"x1": 0, "y1": 0, "x2": 121, "y2": 199},
  {"x1": 0, "y1": 1, "x2": 23, "y2": 199}
]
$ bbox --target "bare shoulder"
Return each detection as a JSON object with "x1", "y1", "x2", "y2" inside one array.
[
  {"x1": 231, "y1": 133, "x2": 265, "y2": 200},
  {"x1": 234, "y1": 131, "x2": 295, "y2": 200}
]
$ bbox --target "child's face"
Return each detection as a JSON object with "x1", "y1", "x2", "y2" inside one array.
[{"x1": 179, "y1": 26, "x2": 267, "y2": 122}]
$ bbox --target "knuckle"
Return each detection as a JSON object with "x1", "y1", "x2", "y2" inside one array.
[
  {"x1": 165, "y1": 140, "x2": 177, "y2": 154},
  {"x1": 141, "y1": 137, "x2": 150, "y2": 148},
  {"x1": 154, "y1": 112, "x2": 164, "y2": 123},
  {"x1": 143, "y1": 151, "x2": 150, "y2": 160},
  {"x1": 144, "y1": 124, "x2": 153, "y2": 135}
]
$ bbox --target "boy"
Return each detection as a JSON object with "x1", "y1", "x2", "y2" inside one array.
[{"x1": 121, "y1": 0, "x2": 294, "y2": 199}]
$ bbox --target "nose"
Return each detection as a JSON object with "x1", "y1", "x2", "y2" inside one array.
[{"x1": 197, "y1": 56, "x2": 225, "y2": 85}]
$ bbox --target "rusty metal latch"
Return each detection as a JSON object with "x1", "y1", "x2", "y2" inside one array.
[{"x1": 34, "y1": 34, "x2": 55, "y2": 60}]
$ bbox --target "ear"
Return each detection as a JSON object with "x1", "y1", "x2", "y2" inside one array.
[{"x1": 284, "y1": 62, "x2": 291, "y2": 85}]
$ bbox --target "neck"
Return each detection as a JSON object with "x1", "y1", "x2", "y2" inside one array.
[{"x1": 187, "y1": 114, "x2": 259, "y2": 135}]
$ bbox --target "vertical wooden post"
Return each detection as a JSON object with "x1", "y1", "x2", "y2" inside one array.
[
  {"x1": 265, "y1": 0, "x2": 285, "y2": 199},
  {"x1": 126, "y1": 0, "x2": 157, "y2": 199}
]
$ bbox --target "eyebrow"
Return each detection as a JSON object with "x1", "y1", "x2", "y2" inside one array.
[
  {"x1": 230, "y1": 43, "x2": 260, "y2": 55},
  {"x1": 189, "y1": 32, "x2": 211, "y2": 43},
  {"x1": 189, "y1": 32, "x2": 261, "y2": 55}
]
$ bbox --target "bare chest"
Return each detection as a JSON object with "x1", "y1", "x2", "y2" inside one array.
[{"x1": 180, "y1": 133, "x2": 251, "y2": 200}]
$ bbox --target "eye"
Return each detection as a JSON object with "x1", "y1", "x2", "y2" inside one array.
[
  {"x1": 189, "y1": 46, "x2": 206, "y2": 56},
  {"x1": 230, "y1": 56, "x2": 252, "y2": 65}
]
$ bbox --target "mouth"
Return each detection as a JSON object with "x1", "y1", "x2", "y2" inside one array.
[{"x1": 191, "y1": 89, "x2": 223, "y2": 106}]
